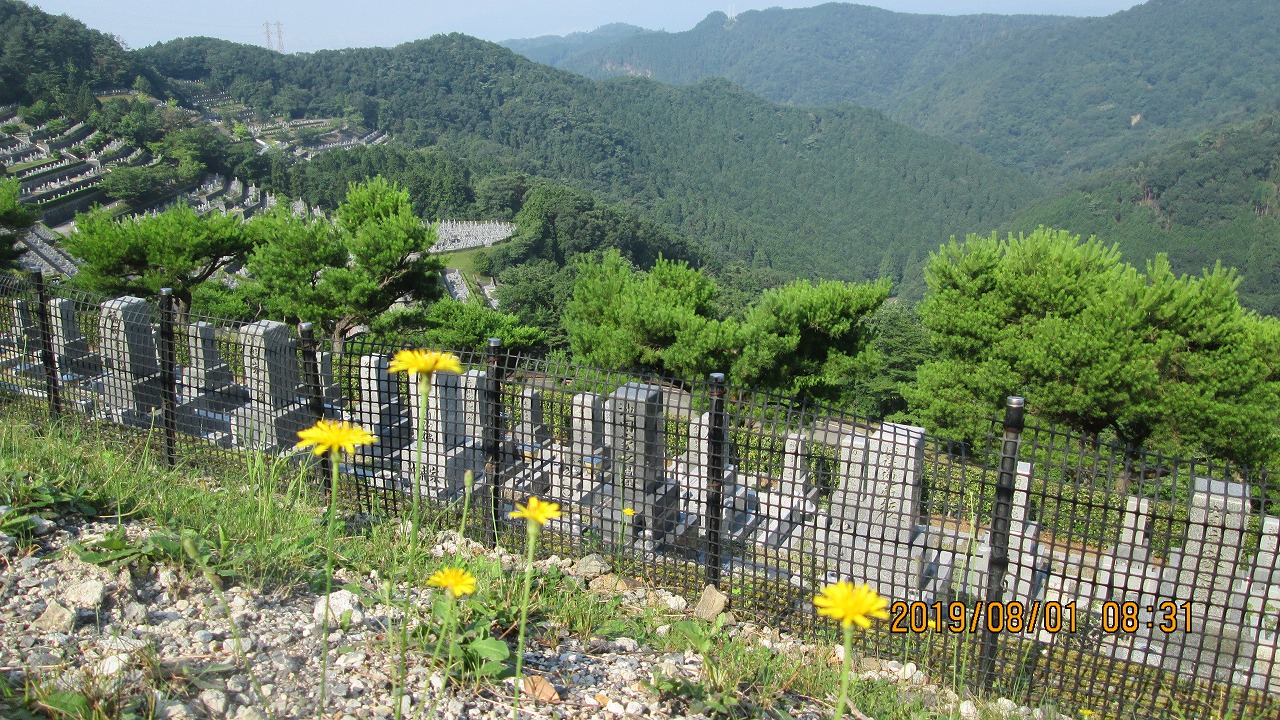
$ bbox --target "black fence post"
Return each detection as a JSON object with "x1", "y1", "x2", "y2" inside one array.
[
  {"x1": 483, "y1": 337, "x2": 504, "y2": 546},
  {"x1": 31, "y1": 270, "x2": 61, "y2": 420},
  {"x1": 705, "y1": 372, "x2": 728, "y2": 588},
  {"x1": 158, "y1": 288, "x2": 179, "y2": 468},
  {"x1": 978, "y1": 396, "x2": 1026, "y2": 689},
  {"x1": 298, "y1": 323, "x2": 331, "y2": 485}
]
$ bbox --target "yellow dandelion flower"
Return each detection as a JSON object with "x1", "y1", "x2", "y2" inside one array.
[
  {"x1": 295, "y1": 419, "x2": 376, "y2": 457},
  {"x1": 509, "y1": 496, "x2": 561, "y2": 526},
  {"x1": 389, "y1": 349, "x2": 463, "y2": 377},
  {"x1": 1079, "y1": 711, "x2": 1095, "y2": 718},
  {"x1": 623, "y1": 507, "x2": 635, "y2": 517},
  {"x1": 427, "y1": 567, "x2": 477, "y2": 597},
  {"x1": 813, "y1": 581, "x2": 890, "y2": 630}
]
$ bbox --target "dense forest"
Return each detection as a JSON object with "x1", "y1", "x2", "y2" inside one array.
[
  {"x1": 507, "y1": 0, "x2": 1280, "y2": 185},
  {"x1": 136, "y1": 34, "x2": 1041, "y2": 284},
  {"x1": 508, "y1": 6, "x2": 1068, "y2": 113},
  {"x1": 0, "y1": 2, "x2": 143, "y2": 109},
  {"x1": 1009, "y1": 115, "x2": 1280, "y2": 315}
]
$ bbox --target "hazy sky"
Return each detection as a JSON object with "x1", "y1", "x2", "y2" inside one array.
[{"x1": 29, "y1": 1, "x2": 1145, "y2": 53}]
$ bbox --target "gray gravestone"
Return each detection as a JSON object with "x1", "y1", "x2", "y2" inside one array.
[
  {"x1": 401, "y1": 370, "x2": 486, "y2": 502},
  {"x1": 753, "y1": 433, "x2": 818, "y2": 549},
  {"x1": 229, "y1": 320, "x2": 310, "y2": 450},
  {"x1": 9, "y1": 299, "x2": 38, "y2": 353},
  {"x1": 97, "y1": 296, "x2": 162, "y2": 419},
  {"x1": 48, "y1": 298, "x2": 97, "y2": 377},
  {"x1": 352, "y1": 354, "x2": 411, "y2": 459},
  {"x1": 182, "y1": 322, "x2": 232, "y2": 392},
  {"x1": 604, "y1": 383, "x2": 678, "y2": 545}
]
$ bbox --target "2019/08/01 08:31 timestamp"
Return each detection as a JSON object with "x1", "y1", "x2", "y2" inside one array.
[{"x1": 887, "y1": 601, "x2": 1197, "y2": 635}]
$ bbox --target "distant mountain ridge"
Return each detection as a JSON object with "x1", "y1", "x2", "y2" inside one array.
[
  {"x1": 500, "y1": 23, "x2": 650, "y2": 67},
  {"x1": 505, "y1": 5, "x2": 1072, "y2": 111},
  {"x1": 138, "y1": 33, "x2": 1042, "y2": 282},
  {"x1": 504, "y1": 0, "x2": 1280, "y2": 185}
]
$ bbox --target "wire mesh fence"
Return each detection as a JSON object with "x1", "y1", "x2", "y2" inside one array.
[{"x1": 0, "y1": 273, "x2": 1278, "y2": 720}]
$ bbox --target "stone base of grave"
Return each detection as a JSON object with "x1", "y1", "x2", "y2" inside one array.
[
  {"x1": 808, "y1": 520, "x2": 932, "y2": 602},
  {"x1": 3, "y1": 358, "x2": 44, "y2": 377},
  {"x1": 181, "y1": 365, "x2": 233, "y2": 391},
  {"x1": 1154, "y1": 615, "x2": 1256, "y2": 682},
  {"x1": 723, "y1": 484, "x2": 760, "y2": 542},
  {"x1": 399, "y1": 439, "x2": 486, "y2": 504},
  {"x1": 1096, "y1": 547, "x2": 1162, "y2": 608},
  {"x1": 351, "y1": 403, "x2": 412, "y2": 461},
  {"x1": 545, "y1": 455, "x2": 609, "y2": 508},
  {"x1": 230, "y1": 403, "x2": 313, "y2": 451},
  {"x1": 175, "y1": 385, "x2": 251, "y2": 448},
  {"x1": 60, "y1": 350, "x2": 100, "y2": 378},
  {"x1": 753, "y1": 493, "x2": 818, "y2": 549},
  {"x1": 99, "y1": 373, "x2": 164, "y2": 416},
  {"x1": 507, "y1": 454, "x2": 555, "y2": 499},
  {"x1": 1251, "y1": 634, "x2": 1280, "y2": 692}
]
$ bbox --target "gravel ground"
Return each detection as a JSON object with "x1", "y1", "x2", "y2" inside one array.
[{"x1": 0, "y1": 511, "x2": 1071, "y2": 720}]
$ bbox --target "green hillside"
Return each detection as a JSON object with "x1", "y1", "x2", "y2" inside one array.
[
  {"x1": 1010, "y1": 114, "x2": 1280, "y2": 314},
  {"x1": 500, "y1": 23, "x2": 650, "y2": 67},
  {"x1": 514, "y1": 5, "x2": 1070, "y2": 111},
  {"x1": 505, "y1": 1, "x2": 1280, "y2": 186},
  {"x1": 896, "y1": 0, "x2": 1280, "y2": 182},
  {"x1": 0, "y1": 1, "x2": 147, "y2": 108},
  {"x1": 138, "y1": 34, "x2": 1042, "y2": 282}
]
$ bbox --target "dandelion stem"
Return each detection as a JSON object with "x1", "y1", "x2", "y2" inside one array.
[
  {"x1": 834, "y1": 623, "x2": 853, "y2": 720},
  {"x1": 460, "y1": 470, "x2": 474, "y2": 540},
  {"x1": 412, "y1": 374, "x2": 428, "y2": 552},
  {"x1": 317, "y1": 448, "x2": 339, "y2": 720},
  {"x1": 512, "y1": 523, "x2": 540, "y2": 720}
]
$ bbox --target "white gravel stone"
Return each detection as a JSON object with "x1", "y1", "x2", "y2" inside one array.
[
  {"x1": 313, "y1": 590, "x2": 364, "y2": 626},
  {"x1": 199, "y1": 688, "x2": 229, "y2": 717},
  {"x1": 31, "y1": 600, "x2": 75, "y2": 633},
  {"x1": 63, "y1": 580, "x2": 106, "y2": 610},
  {"x1": 223, "y1": 636, "x2": 255, "y2": 655},
  {"x1": 93, "y1": 653, "x2": 130, "y2": 677}
]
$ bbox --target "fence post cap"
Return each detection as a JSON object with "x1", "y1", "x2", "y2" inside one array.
[
  {"x1": 488, "y1": 337, "x2": 502, "y2": 348},
  {"x1": 1006, "y1": 396, "x2": 1025, "y2": 408},
  {"x1": 159, "y1": 287, "x2": 173, "y2": 296}
]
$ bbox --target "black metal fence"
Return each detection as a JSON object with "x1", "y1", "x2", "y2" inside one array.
[{"x1": 2, "y1": 271, "x2": 1278, "y2": 720}]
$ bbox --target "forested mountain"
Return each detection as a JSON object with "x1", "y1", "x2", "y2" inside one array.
[
  {"x1": 0, "y1": 1, "x2": 149, "y2": 110},
  {"x1": 500, "y1": 24, "x2": 649, "y2": 67},
  {"x1": 506, "y1": 5, "x2": 1069, "y2": 111},
  {"x1": 138, "y1": 34, "x2": 1040, "y2": 282},
  {"x1": 506, "y1": 0, "x2": 1280, "y2": 185},
  {"x1": 1010, "y1": 114, "x2": 1280, "y2": 315},
  {"x1": 896, "y1": 0, "x2": 1280, "y2": 183}
]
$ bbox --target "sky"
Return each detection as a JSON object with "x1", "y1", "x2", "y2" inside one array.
[{"x1": 29, "y1": 1, "x2": 1146, "y2": 53}]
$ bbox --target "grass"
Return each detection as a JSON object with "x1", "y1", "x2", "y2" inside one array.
[
  {"x1": 0, "y1": 407, "x2": 1275, "y2": 720},
  {"x1": 438, "y1": 246, "x2": 491, "y2": 278}
]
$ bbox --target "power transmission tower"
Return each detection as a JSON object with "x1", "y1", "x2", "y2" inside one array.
[
  {"x1": 263, "y1": 21, "x2": 273, "y2": 50},
  {"x1": 275, "y1": 22, "x2": 284, "y2": 53}
]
